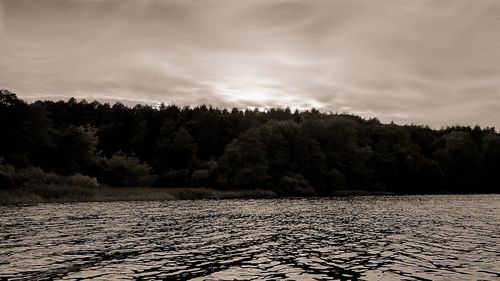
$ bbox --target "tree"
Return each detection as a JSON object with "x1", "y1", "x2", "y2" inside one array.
[
  {"x1": 0, "y1": 90, "x2": 54, "y2": 167},
  {"x1": 302, "y1": 118, "x2": 372, "y2": 191},
  {"x1": 1, "y1": 90, "x2": 499, "y2": 194},
  {"x1": 218, "y1": 128, "x2": 270, "y2": 189},
  {"x1": 432, "y1": 132, "x2": 481, "y2": 192},
  {"x1": 278, "y1": 172, "x2": 315, "y2": 196},
  {"x1": 100, "y1": 152, "x2": 157, "y2": 187},
  {"x1": 480, "y1": 134, "x2": 500, "y2": 192},
  {"x1": 52, "y1": 126, "x2": 100, "y2": 175},
  {"x1": 169, "y1": 127, "x2": 198, "y2": 169},
  {"x1": 154, "y1": 127, "x2": 198, "y2": 186},
  {"x1": 219, "y1": 121, "x2": 326, "y2": 192}
]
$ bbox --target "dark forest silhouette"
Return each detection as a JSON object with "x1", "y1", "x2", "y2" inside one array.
[{"x1": 1, "y1": 89, "x2": 499, "y2": 197}]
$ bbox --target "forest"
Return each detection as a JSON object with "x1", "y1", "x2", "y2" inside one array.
[{"x1": 1, "y1": 89, "x2": 499, "y2": 199}]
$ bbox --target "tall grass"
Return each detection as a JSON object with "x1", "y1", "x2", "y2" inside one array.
[{"x1": 0, "y1": 186, "x2": 277, "y2": 204}]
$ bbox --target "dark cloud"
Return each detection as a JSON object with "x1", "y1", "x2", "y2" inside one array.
[{"x1": 0, "y1": 0, "x2": 499, "y2": 128}]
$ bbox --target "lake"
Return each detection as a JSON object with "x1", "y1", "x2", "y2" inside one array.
[{"x1": 0, "y1": 195, "x2": 499, "y2": 280}]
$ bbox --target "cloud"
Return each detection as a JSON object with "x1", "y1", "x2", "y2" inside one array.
[{"x1": 0, "y1": 0, "x2": 499, "y2": 128}]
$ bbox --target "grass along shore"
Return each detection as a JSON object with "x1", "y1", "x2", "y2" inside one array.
[{"x1": 0, "y1": 186, "x2": 277, "y2": 205}]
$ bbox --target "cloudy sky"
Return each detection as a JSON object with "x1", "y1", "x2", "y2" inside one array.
[{"x1": 0, "y1": 0, "x2": 499, "y2": 128}]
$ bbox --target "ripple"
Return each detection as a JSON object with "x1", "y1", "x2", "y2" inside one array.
[{"x1": 0, "y1": 195, "x2": 499, "y2": 280}]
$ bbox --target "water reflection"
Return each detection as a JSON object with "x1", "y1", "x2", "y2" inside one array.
[{"x1": 0, "y1": 195, "x2": 499, "y2": 280}]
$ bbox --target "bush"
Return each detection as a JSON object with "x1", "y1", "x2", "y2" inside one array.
[
  {"x1": 278, "y1": 173, "x2": 315, "y2": 196},
  {"x1": 101, "y1": 152, "x2": 157, "y2": 187},
  {"x1": 0, "y1": 166, "x2": 99, "y2": 203},
  {"x1": 0, "y1": 164, "x2": 17, "y2": 189},
  {"x1": 191, "y1": 169, "x2": 210, "y2": 186},
  {"x1": 68, "y1": 174, "x2": 99, "y2": 188},
  {"x1": 16, "y1": 167, "x2": 60, "y2": 187},
  {"x1": 326, "y1": 168, "x2": 346, "y2": 192},
  {"x1": 16, "y1": 167, "x2": 100, "y2": 189},
  {"x1": 157, "y1": 169, "x2": 189, "y2": 187}
]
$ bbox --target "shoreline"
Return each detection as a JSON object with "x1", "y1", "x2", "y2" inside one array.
[
  {"x1": 0, "y1": 187, "x2": 277, "y2": 205},
  {"x1": 1, "y1": 187, "x2": 496, "y2": 205}
]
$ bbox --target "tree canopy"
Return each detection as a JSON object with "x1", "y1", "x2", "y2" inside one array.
[{"x1": 0, "y1": 90, "x2": 498, "y2": 195}]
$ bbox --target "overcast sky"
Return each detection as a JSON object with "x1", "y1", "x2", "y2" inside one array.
[{"x1": 0, "y1": 0, "x2": 499, "y2": 128}]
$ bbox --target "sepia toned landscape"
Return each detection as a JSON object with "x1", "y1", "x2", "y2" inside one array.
[{"x1": 1, "y1": 0, "x2": 499, "y2": 280}]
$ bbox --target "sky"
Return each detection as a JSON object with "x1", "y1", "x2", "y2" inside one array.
[{"x1": 0, "y1": 0, "x2": 499, "y2": 128}]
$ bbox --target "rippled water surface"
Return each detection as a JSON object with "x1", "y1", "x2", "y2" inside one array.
[{"x1": 0, "y1": 195, "x2": 499, "y2": 280}]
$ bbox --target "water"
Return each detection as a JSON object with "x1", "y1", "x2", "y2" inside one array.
[{"x1": 0, "y1": 195, "x2": 499, "y2": 280}]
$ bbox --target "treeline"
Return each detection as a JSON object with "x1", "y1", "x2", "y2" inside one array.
[{"x1": 1, "y1": 89, "x2": 499, "y2": 195}]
